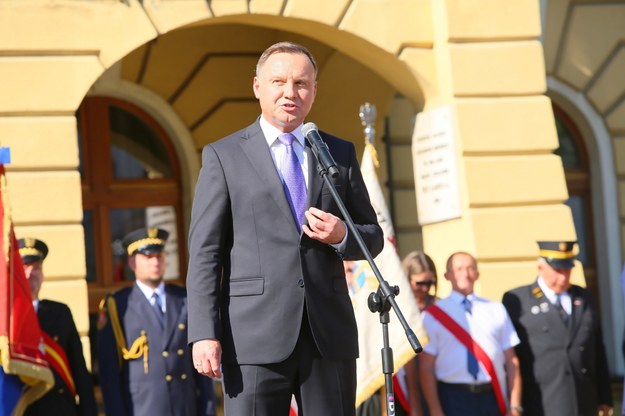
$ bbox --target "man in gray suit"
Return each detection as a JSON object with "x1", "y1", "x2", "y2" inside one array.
[
  {"x1": 502, "y1": 241, "x2": 612, "y2": 416},
  {"x1": 186, "y1": 41, "x2": 383, "y2": 415}
]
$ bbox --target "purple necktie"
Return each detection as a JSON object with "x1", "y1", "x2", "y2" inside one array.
[{"x1": 278, "y1": 133, "x2": 307, "y2": 230}]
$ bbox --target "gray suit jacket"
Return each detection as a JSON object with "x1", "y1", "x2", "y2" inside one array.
[
  {"x1": 502, "y1": 282, "x2": 612, "y2": 416},
  {"x1": 186, "y1": 120, "x2": 383, "y2": 365}
]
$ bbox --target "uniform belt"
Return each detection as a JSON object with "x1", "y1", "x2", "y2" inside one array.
[{"x1": 438, "y1": 381, "x2": 492, "y2": 394}]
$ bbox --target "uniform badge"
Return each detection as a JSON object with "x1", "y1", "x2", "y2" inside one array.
[
  {"x1": 539, "y1": 302, "x2": 549, "y2": 313},
  {"x1": 531, "y1": 305, "x2": 540, "y2": 315}
]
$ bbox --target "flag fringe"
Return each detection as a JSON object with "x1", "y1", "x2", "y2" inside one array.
[{"x1": 0, "y1": 166, "x2": 54, "y2": 415}]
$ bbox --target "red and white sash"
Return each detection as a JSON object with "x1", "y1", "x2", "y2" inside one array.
[{"x1": 427, "y1": 304, "x2": 507, "y2": 415}]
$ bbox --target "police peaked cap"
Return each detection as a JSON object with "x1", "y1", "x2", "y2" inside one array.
[{"x1": 123, "y1": 227, "x2": 169, "y2": 256}]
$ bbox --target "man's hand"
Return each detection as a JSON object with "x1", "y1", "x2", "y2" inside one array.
[
  {"x1": 597, "y1": 404, "x2": 613, "y2": 416},
  {"x1": 302, "y1": 207, "x2": 346, "y2": 244},
  {"x1": 192, "y1": 339, "x2": 222, "y2": 378}
]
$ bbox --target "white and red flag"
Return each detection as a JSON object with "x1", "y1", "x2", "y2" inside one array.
[{"x1": 350, "y1": 143, "x2": 425, "y2": 409}]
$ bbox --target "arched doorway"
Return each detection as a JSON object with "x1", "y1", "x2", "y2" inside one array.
[
  {"x1": 77, "y1": 96, "x2": 187, "y2": 381},
  {"x1": 78, "y1": 96, "x2": 186, "y2": 311},
  {"x1": 552, "y1": 104, "x2": 599, "y2": 308}
]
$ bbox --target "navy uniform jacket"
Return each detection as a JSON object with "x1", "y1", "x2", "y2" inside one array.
[
  {"x1": 502, "y1": 282, "x2": 613, "y2": 416},
  {"x1": 25, "y1": 299, "x2": 97, "y2": 416},
  {"x1": 97, "y1": 283, "x2": 215, "y2": 416}
]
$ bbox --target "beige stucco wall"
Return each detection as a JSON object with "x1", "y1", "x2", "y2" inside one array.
[
  {"x1": 0, "y1": 0, "x2": 430, "y2": 363},
  {"x1": 409, "y1": 0, "x2": 581, "y2": 300},
  {"x1": 4, "y1": 0, "x2": 620, "y2": 374}
]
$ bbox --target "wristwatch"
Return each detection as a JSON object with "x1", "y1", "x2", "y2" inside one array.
[{"x1": 511, "y1": 405, "x2": 524, "y2": 414}]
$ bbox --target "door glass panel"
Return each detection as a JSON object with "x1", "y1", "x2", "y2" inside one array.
[
  {"x1": 565, "y1": 196, "x2": 588, "y2": 265},
  {"x1": 83, "y1": 209, "x2": 97, "y2": 282},
  {"x1": 554, "y1": 116, "x2": 582, "y2": 169},
  {"x1": 109, "y1": 105, "x2": 172, "y2": 179}
]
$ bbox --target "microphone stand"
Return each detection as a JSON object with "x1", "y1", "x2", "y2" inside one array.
[{"x1": 307, "y1": 103, "x2": 422, "y2": 416}]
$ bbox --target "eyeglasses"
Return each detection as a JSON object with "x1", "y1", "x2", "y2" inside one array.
[{"x1": 414, "y1": 281, "x2": 434, "y2": 288}]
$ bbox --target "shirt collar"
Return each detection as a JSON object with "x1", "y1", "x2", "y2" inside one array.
[
  {"x1": 536, "y1": 276, "x2": 567, "y2": 303},
  {"x1": 259, "y1": 116, "x2": 305, "y2": 148},
  {"x1": 136, "y1": 279, "x2": 166, "y2": 301},
  {"x1": 450, "y1": 290, "x2": 475, "y2": 303}
]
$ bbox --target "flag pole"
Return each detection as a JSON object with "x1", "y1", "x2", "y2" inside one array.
[
  {"x1": 358, "y1": 103, "x2": 423, "y2": 416},
  {"x1": 0, "y1": 146, "x2": 54, "y2": 416}
]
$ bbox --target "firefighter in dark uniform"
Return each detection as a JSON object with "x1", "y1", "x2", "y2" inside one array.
[
  {"x1": 502, "y1": 241, "x2": 612, "y2": 416},
  {"x1": 97, "y1": 227, "x2": 216, "y2": 416},
  {"x1": 19, "y1": 237, "x2": 98, "y2": 416}
]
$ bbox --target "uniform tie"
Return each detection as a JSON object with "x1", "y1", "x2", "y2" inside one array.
[
  {"x1": 463, "y1": 297, "x2": 479, "y2": 380},
  {"x1": 554, "y1": 294, "x2": 569, "y2": 327},
  {"x1": 278, "y1": 133, "x2": 307, "y2": 230},
  {"x1": 152, "y1": 292, "x2": 165, "y2": 328}
]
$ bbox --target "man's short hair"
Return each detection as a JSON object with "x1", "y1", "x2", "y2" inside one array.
[{"x1": 255, "y1": 41, "x2": 318, "y2": 78}]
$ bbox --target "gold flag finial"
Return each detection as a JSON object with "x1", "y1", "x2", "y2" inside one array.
[
  {"x1": 359, "y1": 102, "x2": 377, "y2": 146},
  {"x1": 359, "y1": 102, "x2": 379, "y2": 168}
]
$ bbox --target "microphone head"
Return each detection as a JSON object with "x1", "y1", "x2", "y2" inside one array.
[{"x1": 302, "y1": 122, "x2": 318, "y2": 137}]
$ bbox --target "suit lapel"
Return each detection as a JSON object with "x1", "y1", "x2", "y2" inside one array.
[
  {"x1": 568, "y1": 287, "x2": 584, "y2": 341},
  {"x1": 306, "y1": 142, "x2": 322, "y2": 214},
  {"x1": 129, "y1": 284, "x2": 163, "y2": 333},
  {"x1": 529, "y1": 282, "x2": 569, "y2": 342},
  {"x1": 240, "y1": 122, "x2": 301, "y2": 234},
  {"x1": 162, "y1": 286, "x2": 182, "y2": 348},
  {"x1": 36, "y1": 300, "x2": 51, "y2": 331}
]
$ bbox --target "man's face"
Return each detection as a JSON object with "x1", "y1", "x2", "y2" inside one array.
[
  {"x1": 129, "y1": 252, "x2": 166, "y2": 288},
  {"x1": 445, "y1": 253, "x2": 479, "y2": 296},
  {"x1": 538, "y1": 260, "x2": 572, "y2": 294},
  {"x1": 253, "y1": 52, "x2": 317, "y2": 132},
  {"x1": 23, "y1": 261, "x2": 44, "y2": 300}
]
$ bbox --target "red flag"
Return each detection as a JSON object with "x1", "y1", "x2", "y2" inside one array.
[
  {"x1": 41, "y1": 332, "x2": 76, "y2": 397},
  {"x1": 0, "y1": 163, "x2": 53, "y2": 415}
]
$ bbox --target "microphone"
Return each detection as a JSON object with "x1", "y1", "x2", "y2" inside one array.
[{"x1": 302, "y1": 122, "x2": 339, "y2": 178}]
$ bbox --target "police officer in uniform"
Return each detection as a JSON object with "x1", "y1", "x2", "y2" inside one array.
[
  {"x1": 97, "y1": 228, "x2": 216, "y2": 416},
  {"x1": 502, "y1": 241, "x2": 613, "y2": 416},
  {"x1": 19, "y1": 237, "x2": 98, "y2": 416}
]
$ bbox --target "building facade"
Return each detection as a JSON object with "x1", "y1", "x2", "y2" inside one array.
[{"x1": 1, "y1": 0, "x2": 624, "y2": 386}]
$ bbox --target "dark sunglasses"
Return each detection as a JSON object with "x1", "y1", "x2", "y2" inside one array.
[{"x1": 414, "y1": 281, "x2": 434, "y2": 287}]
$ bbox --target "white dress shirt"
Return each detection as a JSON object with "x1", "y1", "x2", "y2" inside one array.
[
  {"x1": 260, "y1": 116, "x2": 309, "y2": 188},
  {"x1": 136, "y1": 280, "x2": 166, "y2": 314},
  {"x1": 537, "y1": 276, "x2": 572, "y2": 315},
  {"x1": 422, "y1": 290, "x2": 520, "y2": 392},
  {"x1": 258, "y1": 115, "x2": 348, "y2": 251}
]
